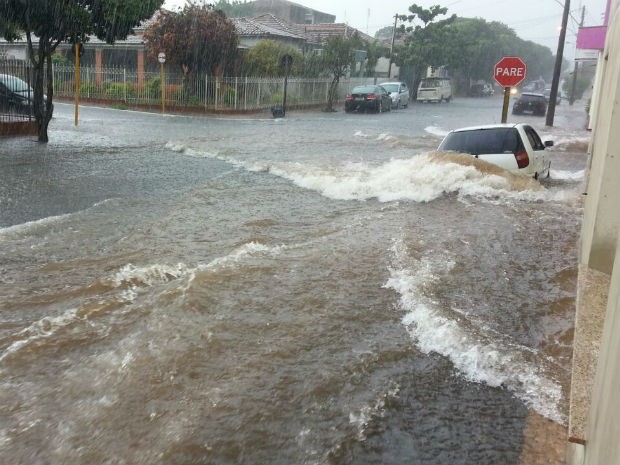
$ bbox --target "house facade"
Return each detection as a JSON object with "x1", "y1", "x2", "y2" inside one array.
[{"x1": 0, "y1": 0, "x2": 386, "y2": 78}]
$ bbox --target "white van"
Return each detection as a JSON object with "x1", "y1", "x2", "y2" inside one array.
[{"x1": 417, "y1": 77, "x2": 452, "y2": 103}]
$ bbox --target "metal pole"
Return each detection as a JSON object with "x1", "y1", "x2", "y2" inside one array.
[
  {"x1": 161, "y1": 62, "x2": 165, "y2": 114},
  {"x1": 501, "y1": 87, "x2": 510, "y2": 123},
  {"x1": 74, "y1": 44, "x2": 80, "y2": 126},
  {"x1": 569, "y1": 6, "x2": 586, "y2": 105},
  {"x1": 387, "y1": 14, "x2": 398, "y2": 79},
  {"x1": 545, "y1": 0, "x2": 570, "y2": 126}
]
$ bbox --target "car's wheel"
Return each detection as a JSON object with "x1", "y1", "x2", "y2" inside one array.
[{"x1": 377, "y1": 101, "x2": 383, "y2": 113}]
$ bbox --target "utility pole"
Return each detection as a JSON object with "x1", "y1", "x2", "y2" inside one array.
[
  {"x1": 569, "y1": 5, "x2": 586, "y2": 105},
  {"x1": 387, "y1": 14, "x2": 398, "y2": 79},
  {"x1": 545, "y1": 0, "x2": 571, "y2": 127}
]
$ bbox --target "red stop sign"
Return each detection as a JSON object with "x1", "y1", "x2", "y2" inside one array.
[{"x1": 494, "y1": 56, "x2": 527, "y2": 87}]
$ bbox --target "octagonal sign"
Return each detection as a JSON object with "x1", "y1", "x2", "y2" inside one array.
[{"x1": 494, "y1": 56, "x2": 527, "y2": 87}]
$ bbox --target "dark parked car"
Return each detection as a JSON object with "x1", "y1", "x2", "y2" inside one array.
[
  {"x1": 345, "y1": 85, "x2": 392, "y2": 113},
  {"x1": 1, "y1": 74, "x2": 34, "y2": 114},
  {"x1": 512, "y1": 92, "x2": 547, "y2": 116}
]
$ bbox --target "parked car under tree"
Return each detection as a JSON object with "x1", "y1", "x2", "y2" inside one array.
[
  {"x1": 0, "y1": 74, "x2": 40, "y2": 115},
  {"x1": 380, "y1": 81, "x2": 410, "y2": 109},
  {"x1": 344, "y1": 85, "x2": 392, "y2": 113}
]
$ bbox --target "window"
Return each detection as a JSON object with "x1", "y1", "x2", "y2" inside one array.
[
  {"x1": 439, "y1": 128, "x2": 522, "y2": 155},
  {"x1": 524, "y1": 126, "x2": 545, "y2": 150}
]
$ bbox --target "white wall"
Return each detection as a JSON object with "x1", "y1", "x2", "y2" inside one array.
[{"x1": 577, "y1": 0, "x2": 620, "y2": 463}]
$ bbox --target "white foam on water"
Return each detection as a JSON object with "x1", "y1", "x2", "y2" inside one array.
[
  {"x1": 348, "y1": 382, "x2": 400, "y2": 441},
  {"x1": 0, "y1": 308, "x2": 79, "y2": 365},
  {"x1": 108, "y1": 241, "x2": 282, "y2": 299},
  {"x1": 384, "y1": 240, "x2": 565, "y2": 424},
  {"x1": 166, "y1": 141, "x2": 583, "y2": 207},
  {"x1": 424, "y1": 126, "x2": 449, "y2": 138},
  {"x1": 0, "y1": 242, "x2": 282, "y2": 367},
  {"x1": 0, "y1": 213, "x2": 74, "y2": 239},
  {"x1": 550, "y1": 169, "x2": 585, "y2": 181},
  {"x1": 0, "y1": 199, "x2": 119, "y2": 241}
]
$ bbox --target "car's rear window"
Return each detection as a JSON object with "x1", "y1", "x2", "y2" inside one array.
[
  {"x1": 439, "y1": 128, "x2": 521, "y2": 155},
  {"x1": 520, "y1": 94, "x2": 544, "y2": 102},
  {"x1": 1, "y1": 75, "x2": 31, "y2": 93},
  {"x1": 351, "y1": 86, "x2": 377, "y2": 94},
  {"x1": 382, "y1": 84, "x2": 399, "y2": 92}
]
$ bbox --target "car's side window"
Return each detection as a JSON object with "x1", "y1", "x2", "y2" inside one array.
[{"x1": 524, "y1": 126, "x2": 545, "y2": 150}]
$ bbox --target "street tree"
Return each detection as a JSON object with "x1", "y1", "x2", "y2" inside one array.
[
  {"x1": 321, "y1": 35, "x2": 361, "y2": 112},
  {"x1": 363, "y1": 40, "x2": 387, "y2": 78},
  {"x1": 212, "y1": 0, "x2": 255, "y2": 18},
  {"x1": 1, "y1": 0, "x2": 163, "y2": 142},
  {"x1": 444, "y1": 18, "x2": 555, "y2": 86},
  {"x1": 392, "y1": 4, "x2": 456, "y2": 90},
  {"x1": 243, "y1": 40, "x2": 302, "y2": 76},
  {"x1": 143, "y1": 2, "x2": 238, "y2": 89}
]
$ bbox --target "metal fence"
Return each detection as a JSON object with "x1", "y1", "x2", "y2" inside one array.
[
  {"x1": 52, "y1": 65, "x2": 372, "y2": 112},
  {"x1": 3, "y1": 59, "x2": 377, "y2": 115}
]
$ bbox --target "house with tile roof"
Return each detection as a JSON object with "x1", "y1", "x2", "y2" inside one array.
[
  {"x1": 235, "y1": 0, "x2": 335, "y2": 25},
  {"x1": 0, "y1": 2, "x2": 387, "y2": 78},
  {"x1": 233, "y1": 14, "x2": 308, "y2": 52}
]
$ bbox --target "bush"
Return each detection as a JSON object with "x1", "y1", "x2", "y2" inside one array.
[
  {"x1": 173, "y1": 87, "x2": 201, "y2": 106},
  {"x1": 145, "y1": 77, "x2": 161, "y2": 98},
  {"x1": 270, "y1": 92, "x2": 283, "y2": 104},
  {"x1": 223, "y1": 87, "x2": 236, "y2": 105},
  {"x1": 79, "y1": 82, "x2": 99, "y2": 97},
  {"x1": 103, "y1": 82, "x2": 137, "y2": 100}
]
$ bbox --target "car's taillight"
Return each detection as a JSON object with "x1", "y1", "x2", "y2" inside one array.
[
  {"x1": 514, "y1": 149, "x2": 529, "y2": 168},
  {"x1": 367, "y1": 93, "x2": 377, "y2": 100},
  {"x1": 345, "y1": 95, "x2": 353, "y2": 100}
]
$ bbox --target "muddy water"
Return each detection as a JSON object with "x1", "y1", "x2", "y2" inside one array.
[{"x1": 0, "y1": 99, "x2": 589, "y2": 464}]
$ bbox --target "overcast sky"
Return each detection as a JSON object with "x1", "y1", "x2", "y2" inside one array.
[{"x1": 163, "y1": 0, "x2": 610, "y2": 58}]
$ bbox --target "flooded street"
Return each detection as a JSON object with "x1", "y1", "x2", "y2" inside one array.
[{"x1": 0, "y1": 97, "x2": 589, "y2": 464}]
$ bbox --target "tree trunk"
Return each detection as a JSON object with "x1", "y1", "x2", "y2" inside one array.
[
  {"x1": 325, "y1": 76, "x2": 340, "y2": 112},
  {"x1": 33, "y1": 38, "x2": 53, "y2": 143}
]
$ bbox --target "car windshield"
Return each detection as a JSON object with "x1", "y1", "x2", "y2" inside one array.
[
  {"x1": 0, "y1": 75, "x2": 32, "y2": 93},
  {"x1": 439, "y1": 128, "x2": 521, "y2": 155},
  {"x1": 420, "y1": 78, "x2": 444, "y2": 87},
  {"x1": 381, "y1": 84, "x2": 399, "y2": 92},
  {"x1": 351, "y1": 85, "x2": 377, "y2": 94}
]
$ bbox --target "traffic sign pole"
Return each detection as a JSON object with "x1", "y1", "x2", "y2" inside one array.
[
  {"x1": 494, "y1": 56, "x2": 527, "y2": 124},
  {"x1": 158, "y1": 52, "x2": 166, "y2": 114},
  {"x1": 501, "y1": 87, "x2": 510, "y2": 123}
]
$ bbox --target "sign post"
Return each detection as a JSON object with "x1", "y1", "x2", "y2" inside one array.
[
  {"x1": 494, "y1": 56, "x2": 527, "y2": 123},
  {"x1": 73, "y1": 43, "x2": 84, "y2": 126},
  {"x1": 158, "y1": 52, "x2": 166, "y2": 114}
]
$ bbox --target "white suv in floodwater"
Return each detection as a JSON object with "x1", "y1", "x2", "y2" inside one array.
[{"x1": 437, "y1": 123, "x2": 553, "y2": 179}]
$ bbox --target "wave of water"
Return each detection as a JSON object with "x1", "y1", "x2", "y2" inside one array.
[
  {"x1": 0, "y1": 242, "x2": 282, "y2": 367},
  {"x1": 0, "y1": 199, "x2": 118, "y2": 240},
  {"x1": 167, "y1": 141, "x2": 582, "y2": 205},
  {"x1": 384, "y1": 238, "x2": 566, "y2": 424}
]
